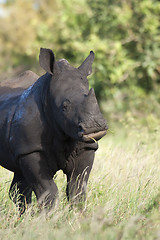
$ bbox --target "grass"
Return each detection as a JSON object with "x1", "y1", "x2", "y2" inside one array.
[{"x1": 0, "y1": 123, "x2": 160, "y2": 240}]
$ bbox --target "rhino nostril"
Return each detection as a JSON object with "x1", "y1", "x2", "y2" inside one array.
[
  {"x1": 78, "y1": 126, "x2": 83, "y2": 132},
  {"x1": 78, "y1": 124, "x2": 84, "y2": 137}
]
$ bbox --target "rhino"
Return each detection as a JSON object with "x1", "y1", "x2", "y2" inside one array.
[
  {"x1": 0, "y1": 48, "x2": 107, "y2": 215},
  {"x1": 0, "y1": 70, "x2": 39, "y2": 99}
]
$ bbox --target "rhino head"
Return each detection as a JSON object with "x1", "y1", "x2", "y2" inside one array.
[{"x1": 39, "y1": 48, "x2": 108, "y2": 143}]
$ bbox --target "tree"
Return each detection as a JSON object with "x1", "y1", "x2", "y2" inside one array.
[
  {"x1": 86, "y1": 0, "x2": 160, "y2": 98},
  {"x1": 0, "y1": 0, "x2": 160, "y2": 102}
]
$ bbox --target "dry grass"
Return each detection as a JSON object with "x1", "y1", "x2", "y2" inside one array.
[{"x1": 0, "y1": 125, "x2": 160, "y2": 240}]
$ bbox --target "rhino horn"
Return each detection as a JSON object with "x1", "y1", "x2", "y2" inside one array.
[
  {"x1": 86, "y1": 88, "x2": 97, "y2": 105},
  {"x1": 78, "y1": 51, "x2": 95, "y2": 76},
  {"x1": 39, "y1": 48, "x2": 60, "y2": 75}
]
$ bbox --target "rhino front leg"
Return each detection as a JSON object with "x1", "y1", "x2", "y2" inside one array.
[
  {"x1": 19, "y1": 152, "x2": 58, "y2": 211},
  {"x1": 65, "y1": 148, "x2": 95, "y2": 205},
  {"x1": 9, "y1": 173, "x2": 32, "y2": 215}
]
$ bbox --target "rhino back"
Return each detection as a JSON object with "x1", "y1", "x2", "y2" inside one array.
[
  {"x1": 0, "y1": 95, "x2": 21, "y2": 171},
  {"x1": 0, "y1": 70, "x2": 39, "y2": 90},
  {"x1": 0, "y1": 74, "x2": 48, "y2": 171},
  {"x1": 9, "y1": 75, "x2": 51, "y2": 160},
  {"x1": 0, "y1": 71, "x2": 39, "y2": 100}
]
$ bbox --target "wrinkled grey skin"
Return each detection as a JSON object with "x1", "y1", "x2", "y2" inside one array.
[
  {"x1": 0, "y1": 71, "x2": 39, "y2": 101},
  {"x1": 0, "y1": 48, "x2": 107, "y2": 215}
]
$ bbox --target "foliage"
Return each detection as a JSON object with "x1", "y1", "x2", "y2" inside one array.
[
  {"x1": 0, "y1": 0, "x2": 160, "y2": 102},
  {"x1": 87, "y1": 0, "x2": 160, "y2": 99}
]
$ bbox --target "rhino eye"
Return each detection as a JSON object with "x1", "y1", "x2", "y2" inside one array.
[{"x1": 62, "y1": 99, "x2": 71, "y2": 112}]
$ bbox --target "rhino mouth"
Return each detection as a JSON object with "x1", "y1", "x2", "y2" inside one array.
[{"x1": 81, "y1": 130, "x2": 107, "y2": 143}]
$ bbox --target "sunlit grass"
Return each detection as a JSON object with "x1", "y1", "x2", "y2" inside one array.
[{"x1": 0, "y1": 126, "x2": 160, "y2": 239}]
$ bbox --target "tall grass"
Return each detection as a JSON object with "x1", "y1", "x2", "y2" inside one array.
[{"x1": 0, "y1": 125, "x2": 160, "y2": 240}]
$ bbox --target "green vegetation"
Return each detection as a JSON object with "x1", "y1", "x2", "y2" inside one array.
[
  {"x1": 0, "y1": 130, "x2": 160, "y2": 239},
  {"x1": 0, "y1": 0, "x2": 160, "y2": 125},
  {"x1": 0, "y1": 0, "x2": 160, "y2": 239},
  {"x1": 0, "y1": 0, "x2": 160, "y2": 100}
]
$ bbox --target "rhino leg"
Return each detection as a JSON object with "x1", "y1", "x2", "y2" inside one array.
[
  {"x1": 9, "y1": 173, "x2": 32, "y2": 215},
  {"x1": 65, "y1": 148, "x2": 95, "y2": 205},
  {"x1": 19, "y1": 152, "x2": 58, "y2": 211}
]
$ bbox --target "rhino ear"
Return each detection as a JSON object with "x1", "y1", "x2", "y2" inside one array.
[
  {"x1": 78, "y1": 51, "x2": 95, "y2": 76},
  {"x1": 39, "y1": 48, "x2": 59, "y2": 75}
]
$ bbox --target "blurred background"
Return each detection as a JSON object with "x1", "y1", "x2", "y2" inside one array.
[{"x1": 0, "y1": 0, "x2": 160, "y2": 133}]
